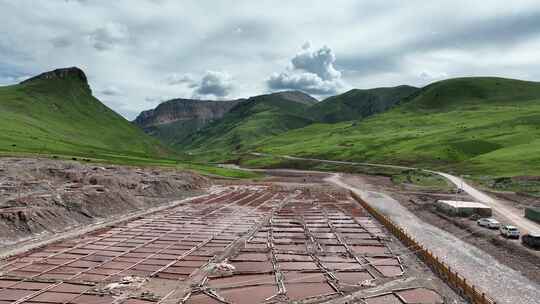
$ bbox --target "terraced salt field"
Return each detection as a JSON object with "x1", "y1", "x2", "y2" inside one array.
[{"x1": 0, "y1": 185, "x2": 448, "y2": 304}]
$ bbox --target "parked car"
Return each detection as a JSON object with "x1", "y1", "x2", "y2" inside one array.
[
  {"x1": 477, "y1": 218, "x2": 500, "y2": 229},
  {"x1": 522, "y1": 232, "x2": 540, "y2": 249},
  {"x1": 500, "y1": 225, "x2": 520, "y2": 239}
]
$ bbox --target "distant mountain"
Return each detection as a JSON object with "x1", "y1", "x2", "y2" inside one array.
[
  {"x1": 268, "y1": 90, "x2": 318, "y2": 105},
  {"x1": 253, "y1": 77, "x2": 540, "y2": 177},
  {"x1": 133, "y1": 98, "x2": 245, "y2": 145},
  {"x1": 0, "y1": 67, "x2": 170, "y2": 159},
  {"x1": 308, "y1": 85, "x2": 418, "y2": 123},
  {"x1": 177, "y1": 91, "x2": 316, "y2": 161}
]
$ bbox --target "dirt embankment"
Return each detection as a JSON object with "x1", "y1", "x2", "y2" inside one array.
[{"x1": 0, "y1": 157, "x2": 210, "y2": 245}]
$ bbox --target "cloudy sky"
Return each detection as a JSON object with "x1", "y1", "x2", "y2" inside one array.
[{"x1": 2, "y1": 1, "x2": 540, "y2": 119}]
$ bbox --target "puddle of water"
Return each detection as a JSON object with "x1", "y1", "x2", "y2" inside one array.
[
  {"x1": 232, "y1": 261, "x2": 273, "y2": 273},
  {"x1": 283, "y1": 271, "x2": 326, "y2": 283},
  {"x1": 374, "y1": 265, "x2": 403, "y2": 277},
  {"x1": 286, "y1": 282, "x2": 335, "y2": 301},
  {"x1": 350, "y1": 245, "x2": 388, "y2": 255},
  {"x1": 209, "y1": 273, "x2": 275, "y2": 288},
  {"x1": 335, "y1": 271, "x2": 374, "y2": 285},
  {"x1": 366, "y1": 257, "x2": 400, "y2": 266},
  {"x1": 230, "y1": 253, "x2": 268, "y2": 262},
  {"x1": 322, "y1": 262, "x2": 362, "y2": 270},
  {"x1": 279, "y1": 262, "x2": 319, "y2": 271},
  {"x1": 274, "y1": 244, "x2": 306, "y2": 251},
  {"x1": 276, "y1": 254, "x2": 312, "y2": 261},
  {"x1": 220, "y1": 284, "x2": 277, "y2": 304},
  {"x1": 186, "y1": 294, "x2": 222, "y2": 304},
  {"x1": 365, "y1": 293, "x2": 402, "y2": 304},
  {"x1": 396, "y1": 288, "x2": 443, "y2": 304}
]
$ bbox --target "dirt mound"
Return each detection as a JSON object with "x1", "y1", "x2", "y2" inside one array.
[{"x1": 0, "y1": 157, "x2": 210, "y2": 245}]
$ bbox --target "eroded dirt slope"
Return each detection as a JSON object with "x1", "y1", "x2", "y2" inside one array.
[{"x1": 0, "y1": 158, "x2": 210, "y2": 246}]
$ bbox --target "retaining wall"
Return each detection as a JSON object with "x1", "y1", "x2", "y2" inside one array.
[{"x1": 350, "y1": 191, "x2": 497, "y2": 304}]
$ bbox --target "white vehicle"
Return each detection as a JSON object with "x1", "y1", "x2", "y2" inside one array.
[
  {"x1": 500, "y1": 225, "x2": 520, "y2": 239},
  {"x1": 477, "y1": 218, "x2": 500, "y2": 229}
]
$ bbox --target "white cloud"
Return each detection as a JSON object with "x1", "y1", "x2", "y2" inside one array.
[
  {"x1": 100, "y1": 85, "x2": 122, "y2": 96},
  {"x1": 291, "y1": 45, "x2": 341, "y2": 81},
  {"x1": 267, "y1": 71, "x2": 342, "y2": 95},
  {"x1": 88, "y1": 23, "x2": 129, "y2": 51},
  {"x1": 418, "y1": 71, "x2": 448, "y2": 80},
  {"x1": 165, "y1": 73, "x2": 196, "y2": 86},
  {"x1": 1, "y1": 1, "x2": 540, "y2": 119},
  {"x1": 267, "y1": 44, "x2": 345, "y2": 95},
  {"x1": 193, "y1": 70, "x2": 234, "y2": 98}
]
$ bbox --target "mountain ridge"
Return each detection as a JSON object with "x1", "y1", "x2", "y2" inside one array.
[
  {"x1": 250, "y1": 76, "x2": 540, "y2": 177},
  {"x1": 132, "y1": 90, "x2": 318, "y2": 147},
  {"x1": 308, "y1": 85, "x2": 419, "y2": 123}
]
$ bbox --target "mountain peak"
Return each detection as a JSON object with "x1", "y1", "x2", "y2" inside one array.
[
  {"x1": 265, "y1": 90, "x2": 318, "y2": 105},
  {"x1": 21, "y1": 67, "x2": 88, "y2": 84}
]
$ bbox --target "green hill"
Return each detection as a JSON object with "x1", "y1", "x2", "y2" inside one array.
[
  {"x1": 250, "y1": 77, "x2": 540, "y2": 177},
  {"x1": 308, "y1": 85, "x2": 418, "y2": 123},
  {"x1": 0, "y1": 67, "x2": 170, "y2": 161},
  {"x1": 179, "y1": 91, "x2": 316, "y2": 161},
  {"x1": 150, "y1": 86, "x2": 421, "y2": 160}
]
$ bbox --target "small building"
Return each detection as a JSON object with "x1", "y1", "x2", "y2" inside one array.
[
  {"x1": 525, "y1": 207, "x2": 540, "y2": 224},
  {"x1": 436, "y1": 200, "x2": 492, "y2": 217}
]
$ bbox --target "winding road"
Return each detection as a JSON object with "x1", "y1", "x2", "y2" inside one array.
[{"x1": 251, "y1": 152, "x2": 540, "y2": 233}]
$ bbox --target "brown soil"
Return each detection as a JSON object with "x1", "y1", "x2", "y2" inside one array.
[
  {"x1": 0, "y1": 157, "x2": 210, "y2": 246},
  {"x1": 0, "y1": 180, "x2": 464, "y2": 304}
]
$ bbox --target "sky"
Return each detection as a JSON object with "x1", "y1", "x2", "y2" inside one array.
[{"x1": 2, "y1": 1, "x2": 540, "y2": 119}]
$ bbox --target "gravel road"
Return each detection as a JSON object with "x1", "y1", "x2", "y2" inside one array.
[
  {"x1": 435, "y1": 171, "x2": 540, "y2": 234},
  {"x1": 329, "y1": 174, "x2": 540, "y2": 304}
]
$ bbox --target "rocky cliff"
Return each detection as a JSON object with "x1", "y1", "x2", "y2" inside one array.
[
  {"x1": 134, "y1": 98, "x2": 243, "y2": 128},
  {"x1": 133, "y1": 98, "x2": 245, "y2": 146}
]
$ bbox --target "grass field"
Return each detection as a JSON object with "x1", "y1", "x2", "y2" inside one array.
[
  {"x1": 391, "y1": 169, "x2": 454, "y2": 191},
  {"x1": 253, "y1": 77, "x2": 540, "y2": 178}
]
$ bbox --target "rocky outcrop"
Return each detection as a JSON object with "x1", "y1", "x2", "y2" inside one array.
[
  {"x1": 21, "y1": 67, "x2": 88, "y2": 84},
  {"x1": 134, "y1": 98, "x2": 244, "y2": 128}
]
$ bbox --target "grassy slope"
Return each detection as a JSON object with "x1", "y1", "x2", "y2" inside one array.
[
  {"x1": 0, "y1": 75, "x2": 168, "y2": 159},
  {"x1": 308, "y1": 85, "x2": 418, "y2": 123},
  {"x1": 144, "y1": 118, "x2": 206, "y2": 148},
  {"x1": 179, "y1": 94, "x2": 314, "y2": 162},
  {"x1": 253, "y1": 77, "x2": 540, "y2": 177},
  {"x1": 0, "y1": 72, "x2": 258, "y2": 179}
]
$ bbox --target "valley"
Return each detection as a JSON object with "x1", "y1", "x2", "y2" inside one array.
[{"x1": 1, "y1": 67, "x2": 540, "y2": 304}]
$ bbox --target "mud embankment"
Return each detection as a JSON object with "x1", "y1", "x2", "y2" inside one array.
[{"x1": 0, "y1": 158, "x2": 210, "y2": 245}]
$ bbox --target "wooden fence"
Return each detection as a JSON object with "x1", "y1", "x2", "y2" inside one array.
[{"x1": 350, "y1": 191, "x2": 497, "y2": 304}]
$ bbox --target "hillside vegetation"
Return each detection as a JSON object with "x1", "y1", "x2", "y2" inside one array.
[
  {"x1": 250, "y1": 77, "x2": 540, "y2": 177},
  {"x1": 0, "y1": 68, "x2": 169, "y2": 160},
  {"x1": 0, "y1": 67, "x2": 258, "y2": 179},
  {"x1": 308, "y1": 85, "x2": 418, "y2": 123},
  {"x1": 178, "y1": 92, "x2": 316, "y2": 161}
]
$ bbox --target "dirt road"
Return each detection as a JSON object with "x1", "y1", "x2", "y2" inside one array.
[
  {"x1": 252, "y1": 153, "x2": 540, "y2": 234},
  {"x1": 434, "y1": 172, "x2": 540, "y2": 233},
  {"x1": 328, "y1": 173, "x2": 540, "y2": 304}
]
